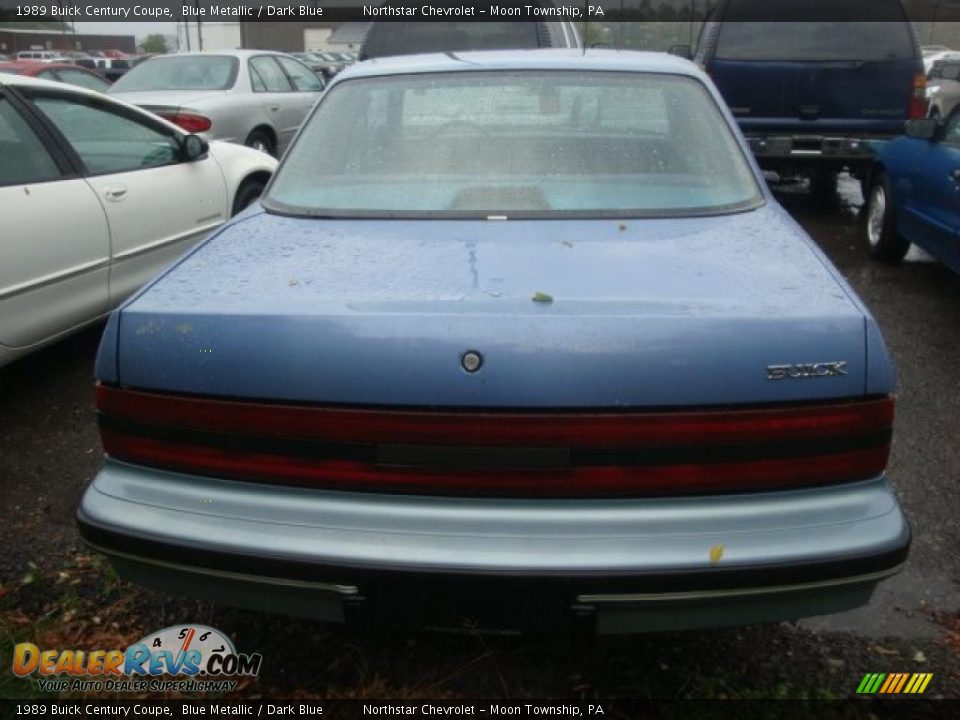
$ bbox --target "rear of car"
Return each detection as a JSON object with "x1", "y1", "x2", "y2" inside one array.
[
  {"x1": 108, "y1": 52, "x2": 322, "y2": 156},
  {"x1": 695, "y1": 0, "x2": 924, "y2": 183},
  {"x1": 108, "y1": 54, "x2": 241, "y2": 137},
  {"x1": 78, "y1": 51, "x2": 908, "y2": 635}
]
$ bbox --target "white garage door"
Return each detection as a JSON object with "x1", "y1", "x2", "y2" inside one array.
[{"x1": 304, "y1": 28, "x2": 332, "y2": 51}]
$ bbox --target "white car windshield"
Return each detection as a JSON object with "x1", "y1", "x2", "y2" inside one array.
[{"x1": 265, "y1": 70, "x2": 763, "y2": 218}]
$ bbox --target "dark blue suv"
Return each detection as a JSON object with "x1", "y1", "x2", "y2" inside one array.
[{"x1": 693, "y1": 0, "x2": 926, "y2": 196}]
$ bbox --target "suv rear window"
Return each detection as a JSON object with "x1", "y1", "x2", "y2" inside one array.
[
  {"x1": 361, "y1": 22, "x2": 541, "y2": 60},
  {"x1": 715, "y1": 0, "x2": 914, "y2": 62}
]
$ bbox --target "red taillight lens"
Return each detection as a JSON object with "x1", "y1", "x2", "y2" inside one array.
[
  {"x1": 157, "y1": 111, "x2": 212, "y2": 133},
  {"x1": 909, "y1": 74, "x2": 928, "y2": 119},
  {"x1": 96, "y1": 385, "x2": 894, "y2": 498}
]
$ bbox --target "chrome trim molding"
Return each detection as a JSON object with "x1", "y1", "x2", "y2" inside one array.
[
  {"x1": 111, "y1": 223, "x2": 222, "y2": 262},
  {"x1": 85, "y1": 540, "x2": 359, "y2": 597},
  {"x1": 576, "y1": 565, "x2": 903, "y2": 604},
  {"x1": 0, "y1": 257, "x2": 110, "y2": 300}
]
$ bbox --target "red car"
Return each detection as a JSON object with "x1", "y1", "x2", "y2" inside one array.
[{"x1": 0, "y1": 61, "x2": 111, "y2": 92}]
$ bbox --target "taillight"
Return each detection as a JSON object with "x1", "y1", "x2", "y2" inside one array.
[
  {"x1": 909, "y1": 73, "x2": 928, "y2": 119},
  {"x1": 157, "y1": 111, "x2": 212, "y2": 133},
  {"x1": 96, "y1": 384, "x2": 894, "y2": 498}
]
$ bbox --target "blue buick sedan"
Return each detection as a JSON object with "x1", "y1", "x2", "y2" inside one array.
[{"x1": 78, "y1": 51, "x2": 908, "y2": 635}]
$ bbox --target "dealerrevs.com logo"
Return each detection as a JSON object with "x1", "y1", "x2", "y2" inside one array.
[{"x1": 12, "y1": 625, "x2": 262, "y2": 693}]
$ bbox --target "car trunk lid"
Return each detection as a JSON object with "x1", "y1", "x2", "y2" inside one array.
[
  {"x1": 106, "y1": 89, "x2": 226, "y2": 115},
  {"x1": 113, "y1": 207, "x2": 868, "y2": 408}
]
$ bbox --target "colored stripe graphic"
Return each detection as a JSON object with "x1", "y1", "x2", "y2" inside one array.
[
  {"x1": 893, "y1": 673, "x2": 910, "y2": 693},
  {"x1": 879, "y1": 674, "x2": 897, "y2": 693},
  {"x1": 905, "y1": 673, "x2": 933, "y2": 694},
  {"x1": 904, "y1": 674, "x2": 921, "y2": 693},
  {"x1": 858, "y1": 672, "x2": 932, "y2": 695}
]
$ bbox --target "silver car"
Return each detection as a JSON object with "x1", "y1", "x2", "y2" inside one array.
[
  {"x1": 108, "y1": 50, "x2": 324, "y2": 157},
  {"x1": 928, "y1": 57, "x2": 960, "y2": 121}
]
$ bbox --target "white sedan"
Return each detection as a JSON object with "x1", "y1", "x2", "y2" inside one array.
[{"x1": 0, "y1": 74, "x2": 277, "y2": 368}]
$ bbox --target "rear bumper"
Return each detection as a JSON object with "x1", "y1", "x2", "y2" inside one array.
[
  {"x1": 78, "y1": 460, "x2": 910, "y2": 634},
  {"x1": 746, "y1": 134, "x2": 883, "y2": 164}
]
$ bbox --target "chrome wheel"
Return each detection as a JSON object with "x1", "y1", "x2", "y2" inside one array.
[{"x1": 867, "y1": 184, "x2": 886, "y2": 249}]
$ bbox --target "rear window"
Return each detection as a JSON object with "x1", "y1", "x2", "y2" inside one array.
[
  {"x1": 264, "y1": 71, "x2": 762, "y2": 219},
  {"x1": 715, "y1": 0, "x2": 915, "y2": 62},
  {"x1": 361, "y1": 22, "x2": 541, "y2": 59},
  {"x1": 110, "y1": 55, "x2": 238, "y2": 92},
  {"x1": 716, "y1": 23, "x2": 915, "y2": 62}
]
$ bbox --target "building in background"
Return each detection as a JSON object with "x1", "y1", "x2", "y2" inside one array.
[
  {"x1": 0, "y1": 26, "x2": 135, "y2": 55},
  {"x1": 177, "y1": 22, "x2": 242, "y2": 51},
  {"x1": 172, "y1": 22, "x2": 365, "y2": 53},
  {"x1": 239, "y1": 22, "x2": 346, "y2": 52}
]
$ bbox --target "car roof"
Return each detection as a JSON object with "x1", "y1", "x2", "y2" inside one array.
[
  {"x1": 0, "y1": 71, "x2": 190, "y2": 133},
  {"x1": 155, "y1": 49, "x2": 288, "y2": 59},
  {"x1": 0, "y1": 61, "x2": 97, "y2": 73},
  {"x1": 336, "y1": 49, "x2": 701, "y2": 81},
  {"x1": 0, "y1": 72, "x2": 113, "y2": 96}
]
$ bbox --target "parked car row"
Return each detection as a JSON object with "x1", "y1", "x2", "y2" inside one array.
[
  {"x1": 74, "y1": 47, "x2": 910, "y2": 636},
  {"x1": 667, "y1": 0, "x2": 959, "y2": 280},
  {"x1": 107, "y1": 50, "x2": 325, "y2": 157},
  {"x1": 0, "y1": 60, "x2": 111, "y2": 92},
  {"x1": 15, "y1": 48, "x2": 132, "y2": 62},
  {"x1": 12, "y1": 49, "x2": 142, "y2": 81},
  {"x1": 1, "y1": 13, "x2": 954, "y2": 637},
  {"x1": 0, "y1": 49, "x2": 327, "y2": 158}
]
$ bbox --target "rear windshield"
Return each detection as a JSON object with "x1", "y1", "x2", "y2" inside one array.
[
  {"x1": 716, "y1": 22, "x2": 915, "y2": 62},
  {"x1": 109, "y1": 55, "x2": 238, "y2": 92},
  {"x1": 264, "y1": 71, "x2": 762, "y2": 219},
  {"x1": 361, "y1": 22, "x2": 541, "y2": 59}
]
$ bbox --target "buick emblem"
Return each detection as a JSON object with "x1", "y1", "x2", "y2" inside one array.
[
  {"x1": 767, "y1": 361, "x2": 848, "y2": 380},
  {"x1": 461, "y1": 351, "x2": 483, "y2": 373}
]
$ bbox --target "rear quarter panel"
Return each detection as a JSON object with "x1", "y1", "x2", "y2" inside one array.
[{"x1": 208, "y1": 142, "x2": 277, "y2": 210}]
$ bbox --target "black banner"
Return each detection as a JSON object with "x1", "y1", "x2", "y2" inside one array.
[
  {"x1": 0, "y1": 1, "x2": 959, "y2": 23},
  {"x1": 0, "y1": 699, "x2": 955, "y2": 719}
]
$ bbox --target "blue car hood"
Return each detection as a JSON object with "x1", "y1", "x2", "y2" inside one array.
[{"x1": 109, "y1": 206, "x2": 872, "y2": 407}]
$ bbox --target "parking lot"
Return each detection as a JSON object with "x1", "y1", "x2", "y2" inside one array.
[{"x1": 1, "y1": 176, "x2": 957, "y2": 700}]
